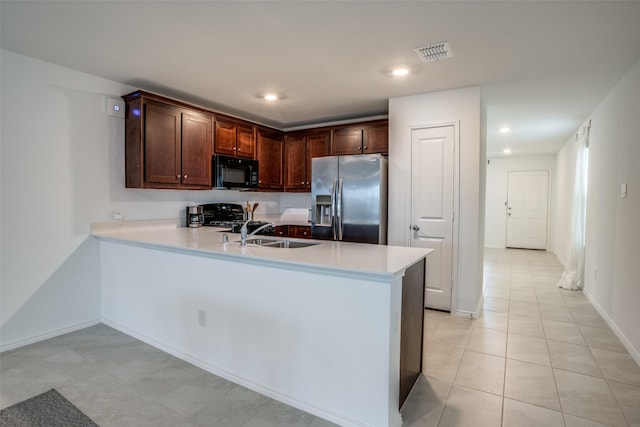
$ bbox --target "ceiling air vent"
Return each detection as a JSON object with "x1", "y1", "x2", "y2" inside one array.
[{"x1": 414, "y1": 42, "x2": 454, "y2": 62}]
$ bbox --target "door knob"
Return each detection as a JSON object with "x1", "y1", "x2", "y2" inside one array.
[{"x1": 412, "y1": 225, "x2": 420, "y2": 231}]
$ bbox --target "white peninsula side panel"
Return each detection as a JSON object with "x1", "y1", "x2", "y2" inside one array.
[{"x1": 99, "y1": 240, "x2": 404, "y2": 427}]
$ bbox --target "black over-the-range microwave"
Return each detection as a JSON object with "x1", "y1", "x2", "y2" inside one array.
[{"x1": 212, "y1": 154, "x2": 259, "y2": 189}]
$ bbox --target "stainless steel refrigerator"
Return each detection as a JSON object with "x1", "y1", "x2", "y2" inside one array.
[{"x1": 311, "y1": 154, "x2": 387, "y2": 244}]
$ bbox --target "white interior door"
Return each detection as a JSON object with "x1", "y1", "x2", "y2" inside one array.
[
  {"x1": 506, "y1": 170, "x2": 549, "y2": 249},
  {"x1": 411, "y1": 126, "x2": 455, "y2": 311}
]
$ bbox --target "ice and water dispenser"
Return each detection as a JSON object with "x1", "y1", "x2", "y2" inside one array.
[{"x1": 314, "y1": 195, "x2": 333, "y2": 227}]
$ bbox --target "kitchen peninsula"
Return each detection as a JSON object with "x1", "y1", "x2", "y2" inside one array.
[{"x1": 92, "y1": 220, "x2": 430, "y2": 427}]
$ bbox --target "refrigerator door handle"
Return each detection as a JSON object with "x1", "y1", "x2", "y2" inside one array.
[
  {"x1": 337, "y1": 178, "x2": 344, "y2": 241},
  {"x1": 331, "y1": 179, "x2": 337, "y2": 240}
]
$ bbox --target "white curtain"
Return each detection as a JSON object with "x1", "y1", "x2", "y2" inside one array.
[{"x1": 557, "y1": 122, "x2": 590, "y2": 290}]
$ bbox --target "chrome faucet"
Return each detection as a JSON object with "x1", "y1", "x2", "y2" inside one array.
[{"x1": 240, "y1": 221, "x2": 275, "y2": 246}]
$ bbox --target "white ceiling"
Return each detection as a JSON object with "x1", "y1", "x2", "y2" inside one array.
[{"x1": 2, "y1": 1, "x2": 640, "y2": 157}]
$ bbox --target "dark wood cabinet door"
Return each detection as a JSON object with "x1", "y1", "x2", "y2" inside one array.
[
  {"x1": 236, "y1": 124, "x2": 255, "y2": 158},
  {"x1": 274, "y1": 225, "x2": 288, "y2": 237},
  {"x1": 289, "y1": 225, "x2": 311, "y2": 239},
  {"x1": 144, "y1": 101, "x2": 181, "y2": 185},
  {"x1": 306, "y1": 131, "x2": 331, "y2": 189},
  {"x1": 399, "y1": 258, "x2": 425, "y2": 408},
  {"x1": 363, "y1": 124, "x2": 389, "y2": 154},
  {"x1": 256, "y1": 129, "x2": 284, "y2": 190},
  {"x1": 284, "y1": 134, "x2": 307, "y2": 191},
  {"x1": 181, "y1": 111, "x2": 212, "y2": 188},
  {"x1": 331, "y1": 127, "x2": 363, "y2": 155},
  {"x1": 215, "y1": 119, "x2": 255, "y2": 159},
  {"x1": 214, "y1": 120, "x2": 237, "y2": 157}
]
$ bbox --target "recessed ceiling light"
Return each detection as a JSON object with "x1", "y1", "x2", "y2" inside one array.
[
  {"x1": 499, "y1": 126, "x2": 511, "y2": 133},
  {"x1": 392, "y1": 68, "x2": 409, "y2": 76},
  {"x1": 264, "y1": 94, "x2": 278, "y2": 101},
  {"x1": 503, "y1": 148, "x2": 512, "y2": 154}
]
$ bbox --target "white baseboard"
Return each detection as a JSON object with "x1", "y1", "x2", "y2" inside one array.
[
  {"x1": 452, "y1": 310, "x2": 478, "y2": 319},
  {"x1": 582, "y1": 289, "x2": 640, "y2": 365},
  {"x1": 0, "y1": 319, "x2": 102, "y2": 353}
]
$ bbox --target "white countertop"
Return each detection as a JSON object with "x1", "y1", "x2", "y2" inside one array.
[{"x1": 92, "y1": 220, "x2": 430, "y2": 278}]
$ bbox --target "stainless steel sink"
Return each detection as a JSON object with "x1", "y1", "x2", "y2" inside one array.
[
  {"x1": 246, "y1": 238, "x2": 320, "y2": 249},
  {"x1": 246, "y1": 238, "x2": 278, "y2": 246}
]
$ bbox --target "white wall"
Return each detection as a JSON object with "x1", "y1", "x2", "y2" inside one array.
[
  {"x1": 0, "y1": 49, "x2": 132, "y2": 348},
  {"x1": 0, "y1": 50, "x2": 309, "y2": 349},
  {"x1": 485, "y1": 155, "x2": 556, "y2": 249},
  {"x1": 582, "y1": 58, "x2": 640, "y2": 359},
  {"x1": 100, "y1": 240, "x2": 403, "y2": 427},
  {"x1": 388, "y1": 87, "x2": 484, "y2": 315}
]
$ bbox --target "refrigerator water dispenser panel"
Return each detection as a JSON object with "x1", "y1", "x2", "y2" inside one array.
[{"x1": 315, "y1": 195, "x2": 333, "y2": 226}]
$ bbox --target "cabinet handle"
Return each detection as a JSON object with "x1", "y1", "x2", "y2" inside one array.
[
  {"x1": 233, "y1": 147, "x2": 236, "y2": 151},
  {"x1": 183, "y1": 174, "x2": 188, "y2": 179},
  {"x1": 363, "y1": 146, "x2": 368, "y2": 150},
  {"x1": 176, "y1": 174, "x2": 181, "y2": 179},
  {"x1": 306, "y1": 182, "x2": 310, "y2": 185},
  {"x1": 301, "y1": 181, "x2": 305, "y2": 184}
]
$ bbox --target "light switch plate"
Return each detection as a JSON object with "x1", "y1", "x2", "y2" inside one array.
[
  {"x1": 106, "y1": 97, "x2": 125, "y2": 118},
  {"x1": 621, "y1": 183, "x2": 627, "y2": 198}
]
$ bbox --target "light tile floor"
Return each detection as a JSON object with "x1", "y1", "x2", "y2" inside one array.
[
  {"x1": 400, "y1": 248, "x2": 640, "y2": 427},
  {"x1": 0, "y1": 327, "x2": 336, "y2": 426},
  {"x1": 1, "y1": 248, "x2": 639, "y2": 426}
]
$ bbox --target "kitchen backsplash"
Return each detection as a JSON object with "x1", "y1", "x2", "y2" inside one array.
[{"x1": 108, "y1": 189, "x2": 311, "y2": 225}]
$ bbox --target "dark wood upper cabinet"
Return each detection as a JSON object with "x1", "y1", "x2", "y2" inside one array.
[
  {"x1": 123, "y1": 90, "x2": 387, "y2": 192},
  {"x1": 284, "y1": 130, "x2": 330, "y2": 192},
  {"x1": 331, "y1": 121, "x2": 388, "y2": 156},
  {"x1": 284, "y1": 130, "x2": 331, "y2": 192},
  {"x1": 143, "y1": 101, "x2": 181, "y2": 186},
  {"x1": 181, "y1": 111, "x2": 214, "y2": 187},
  {"x1": 284, "y1": 134, "x2": 306, "y2": 191},
  {"x1": 237, "y1": 125, "x2": 255, "y2": 158},
  {"x1": 256, "y1": 129, "x2": 284, "y2": 190},
  {"x1": 363, "y1": 124, "x2": 389, "y2": 154},
  {"x1": 123, "y1": 91, "x2": 213, "y2": 190},
  {"x1": 331, "y1": 127, "x2": 363, "y2": 156},
  {"x1": 306, "y1": 131, "x2": 331, "y2": 178},
  {"x1": 214, "y1": 118, "x2": 255, "y2": 159}
]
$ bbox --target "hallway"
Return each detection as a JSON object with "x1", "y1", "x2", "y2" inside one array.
[{"x1": 401, "y1": 248, "x2": 640, "y2": 426}]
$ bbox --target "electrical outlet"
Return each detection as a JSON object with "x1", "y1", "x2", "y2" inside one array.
[
  {"x1": 198, "y1": 310, "x2": 207, "y2": 327},
  {"x1": 111, "y1": 212, "x2": 123, "y2": 221}
]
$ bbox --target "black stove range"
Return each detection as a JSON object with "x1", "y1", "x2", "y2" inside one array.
[{"x1": 200, "y1": 203, "x2": 274, "y2": 235}]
